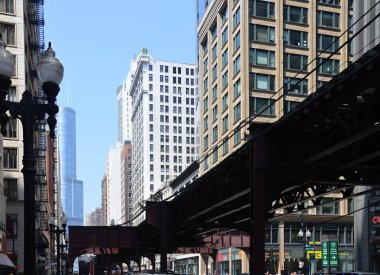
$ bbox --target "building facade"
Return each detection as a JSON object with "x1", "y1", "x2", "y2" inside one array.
[
  {"x1": 198, "y1": 0, "x2": 353, "y2": 173},
  {"x1": 129, "y1": 48, "x2": 198, "y2": 225},
  {"x1": 196, "y1": 0, "x2": 356, "y2": 274},
  {"x1": 57, "y1": 106, "x2": 84, "y2": 226},
  {"x1": 85, "y1": 208, "x2": 103, "y2": 226},
  {"x1": 120, "y1": 141, "x2": 132, "y2": 225}
]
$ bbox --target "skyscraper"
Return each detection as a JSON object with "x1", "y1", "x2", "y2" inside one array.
[
  {"x1": 129, "y1": 48, "x2": 198, "y2": 225},
  {"x1": 57, "y1": 106, "x2": 84, "y2": 226}
]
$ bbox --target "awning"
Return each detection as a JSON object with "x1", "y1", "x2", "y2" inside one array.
[{"x1": 0, "y1": 253, "x2": 15, "y2": 268}]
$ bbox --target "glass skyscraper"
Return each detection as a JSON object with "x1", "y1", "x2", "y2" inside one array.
[{"x1": 57, "y1": 106, "x2": 84, "y2": 226}]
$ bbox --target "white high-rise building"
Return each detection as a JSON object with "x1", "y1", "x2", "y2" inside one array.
[
  {"x1": 129, "y1": 48, "x2": 198, "y2": 225},
  {"x1": 117, "y1": 63, "x2": 134, "y2": 143},
  {"x1": 105, "y1": 145, "x2": 122, "y2": 225}
]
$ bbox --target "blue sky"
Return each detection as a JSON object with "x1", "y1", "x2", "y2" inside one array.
[{"x1": 44, "y1": 0, "x2": 198, "y2": 216}]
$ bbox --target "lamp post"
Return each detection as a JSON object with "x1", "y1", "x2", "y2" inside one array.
[
  {"x1": 0, "y1": 34, "x2": 63, "y2": 275},
  {"x1": 49, "y1": 214, "x2": 68, "y2": 275},
  {"x1": 298, "y1": 218, "x2": 311, "y2": 275}
]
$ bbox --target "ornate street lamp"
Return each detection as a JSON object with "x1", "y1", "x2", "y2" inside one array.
[
  {"x1": 49, "y1": 214, "x2": 68, "y2": 275},
  {"x1": 0, "y1": 34, "x2": 63, "y2": 275},
  {"x1": 298, "y1": 221, "x2": 312, "y2": 275}
]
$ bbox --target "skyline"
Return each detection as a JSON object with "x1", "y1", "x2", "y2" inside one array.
[{"x1": 44, "y1": 0, "x2": 198, "y2": 215}]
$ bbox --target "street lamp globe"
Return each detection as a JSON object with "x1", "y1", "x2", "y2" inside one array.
[
  {"x1": 298, "y1": 229, "x2": 304, "y2": 238},
  {"x1": 61, "y1": 215, "x2": 68, "y2": 229},
  {"x1": 306, "y1": 229, "x2": 311, "y2": 239}
]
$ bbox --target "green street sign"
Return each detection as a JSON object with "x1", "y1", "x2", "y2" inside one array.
[
  {"x1": 329, "y1": 241, "x2": 339, "y2": 267},
  {"x1": 322, "y1": 241, "x2": 339, "y2": 267},
  {"x1": 322, "y1": 242, "x2": 328, "y2": 267}
]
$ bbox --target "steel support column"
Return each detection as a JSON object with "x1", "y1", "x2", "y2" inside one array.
[{"x1": 249, "y1": 131, "x2": 269, "y2": 275}]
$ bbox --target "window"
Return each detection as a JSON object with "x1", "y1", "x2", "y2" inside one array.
[
  {"x1": 149, "y1": 74, "x2": 153, "y2": 81},
  {"x1": 204, "y1": 135, "x2": 209, "y2": 150},
  {"x1": 222, "y1": 27, "x2": 228, "y2": 46},
  {"x1": 234, "y1": 79, "x2": 241, "y2": 99},
  {"x1": 0, "y1": 23, "x2": 15, "y2": 45},
  {"x1": 203, "y1": 77, "x2": 209, "y2": 93},
  {"x1": 3, "y1": 118, "x2": 16, "y2": 138},
  {"x1": 203, "y1": 58, "x2": 208, "y2": 74},
  {"x1": 212, "y1": 44, "x2": 218, "y2": 61},
  {"x1": 201, "y1": 38, "x2": 208, "y2": 55},
  {"x1": 149, "y1": 64, "x2": 153, "y2": 71},
  {"x1": 285, "y1": 5, "x2": 308, "y2": 24},
  {"x1": 6, "y1": 86, "x2": 16, "y2": 101},
  {"x1": 317, "y1": 34, "x2": 340, "y2": 52},
  {"x1": 285, "y1": 54, "x2": 308, "y2": 71},
  {"x1": 234, "y1": 128, "x2": 240, "y2": 146},
  {"x1": 212, "y1": 85, "x2": 218, "y2": 102},
  {"x1": 203, "y1": 96, "x2": 209, "y2": 113},
  {"x1": 233, "y1": 31, "x2": 240, "y2": 52},
  {"x1": 250, "y1": 24, "x2": 275, "y2": 43},
  {"x1": 212, "y1": 126, "x2": 218, "y2": 143},
  {"x1": 222, "y1": 115, "x2": 229, "y2": 133},
  {"x1": 223, "y1": 140, "x2": 229, "y2": 155},
  {"x1": 250, "y1": 49, "x2": 275, "y2": 67},
  {"x1": 284, "y1": 29, "x2": 308, "y2": 48},
  {"x1": 4, "y1": 178, "x2": 17, "y2": 200},
  {"x1": 212, "y1": 65, "x2": 217, "y2": 82},
  {"x1": 212, "y1": 105, "x2": 218, "y2": 122},
  {"x1": 222, "y1": 71, "x2": 228, "y2": 90},
  {"x1": 284, "y1": 77, "x2": 308, "y2": 95},
  {"x1": 222, "y1": 49, "x2": 228, "y2": 68},
  {"x1": 318, "y1": 0, "x2": 340, "y2": 6},
  {"x1": 250, "y1": 97, "x2": 276, "y2": 116},
  {"x1": 233, "y1": 102, "x2": 241, "y2": 123},
  {"x1": 317, "y1": 198, "x2": 340, "y2": 215},
  {"x1": 3, "y1": 148, "x2": 17, "y2": 169},
  {"x1": 318, "y1": 58, "x2": 339, "y2": 75},
  {"x1": 210, "y1": 24, "x2": 217, "y2": 41},
  {"x1": 317, "y1": 11, "x2": 340, "y2": 28},
  {"x1": 222, "y1": 93, "x2": 228, "y2": 112},
  {"x1": 203, "y1": 116, "x2": 209, "y2": 132},
  {"x1": 249, "y1": 0, "x2": 275, "y2": 19},
  {"x1": 220, "y1": 5, "x2": 228, "y2": 25},
  {"x1": 6, "y1": 214, "x2": 17, "y2": 239},
  {"x1": 251, "y1": 73, "x2": 275, "y2": 91},
  {"x1": 233, "y1": 55, "x2": 241, "y2": 75},
  {"x1": 0, "y1": 0, "x2": 14, "y2": 14},
  {"x1": 233, "y1": 7, "x2": 240, "y2": 29},
  {"x1": 284, "y1": 100, "x2": 299, "y2": 114}
]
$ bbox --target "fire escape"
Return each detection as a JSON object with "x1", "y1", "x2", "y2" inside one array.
[{"x1": 26, "y1": 0, "x2": 58, "y2": 269}]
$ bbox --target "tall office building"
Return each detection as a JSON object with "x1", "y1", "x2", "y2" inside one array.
[
  {"x1": 129, "y1": 48, "x2": 198, "y2": 225},
  {"x1": 1, "y1": 0, "x2": 55, "y2": 271},
  {"x1": 85, "y1": 208, "x2": 103, "y2": 226},
  {"x1": 198, "y1": 0, "x2": 353, "y2": 173},
  {"x1": 57, "y1": 106, "x2": 84, "y2": 226},
  {"x1": 197, "y1": 0, "x2": 355, "y2": 273}
]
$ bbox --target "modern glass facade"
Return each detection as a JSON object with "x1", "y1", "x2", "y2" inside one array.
[{"x1": 57, "y1": 106, "x2": 84, "y2": 226}]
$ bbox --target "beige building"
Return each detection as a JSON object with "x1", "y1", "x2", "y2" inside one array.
[
  {"x1": 196, "y1": 0, "x2": 356, "y2": 273},
  {"x1": 198, "y1": 0, "x2": 353, "y2": 173}
]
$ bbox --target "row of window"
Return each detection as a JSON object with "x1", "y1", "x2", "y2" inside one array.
[
  {"x1": 265, "y1": 222, "x2": 353, "y2": 245},
  {"x1": 158, "y1": 85, "x2": 196, "y2": 95},
  {"x1": 153, "y1": 124, "x2": 196, "y2": 135},
  {"x1": 158, "y1": 95, "x2": 195, "y2": 105},
  {"x1": 156, "y1": 64, "x2": 195, "y2": 76},
  {"x1": 249, "y1": 0, "x2": 352, "y2": 21},
  {"x1": 155, "y1": 134, "x2": 196, "y2": 145}
]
